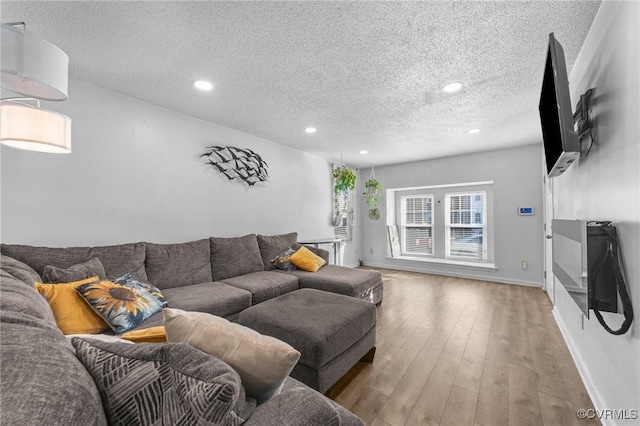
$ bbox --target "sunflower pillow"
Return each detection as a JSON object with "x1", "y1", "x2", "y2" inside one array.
[
  {"x1": 110, "y1": 273, "x2": 168, "y2": 307},
  {"x1": 76, "y1": 279, "x2": 164, "y2": 334}
]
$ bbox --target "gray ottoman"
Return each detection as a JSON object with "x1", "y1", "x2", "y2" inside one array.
[{"x1": 238, "y1": 288, "x2": 376, "y2": 394}]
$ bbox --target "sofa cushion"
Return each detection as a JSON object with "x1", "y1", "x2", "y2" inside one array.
[
  {"x1": 72, "y1": 338, "x2": 256, "y2": 425},
  {"x1": 257, "y1": 232, "x2": 298, "y2": 271},
  {"x1": 35, "y1": 276, "x2": 110, "y2": 335},
  {"x1": 0, "y1": 256, "x2": 54, "y2": 324},
  {"x1": 42, "y1": 258, "x2": 106, "y2": 283},
  {"x1": 145, "y1": 239, "x2": 213, "y2": 289},
  {"x1": 161, "y1": 282, "x2": 252, "y2": 319},
  {"x1": 0, "y1": 313, "x2": 107, "y2": 426},
  {"x1": 221, "y1": 271, "x2": 299, "y2": 304},
  {"x1": 280, "y1": 265, "x2": 383, "y2": 300},
  {"x1": 1, "y1": 242, "x2": 149, "y2": 283},
  {"x1": 244, "y1": 377, "x2": 364, "y2": 426},
  {"x1": 0, "y1": 254, "x2": 43, "y2": 286},
  {"x1": 164, "y1": 308, "x2": 300, "y2": 404},
  {"x1": 76, "y1": 279, "x2": 165, "y2": 334},
  {"x1": 210, "y1": 234, "x2": 264, "y2": 280}
]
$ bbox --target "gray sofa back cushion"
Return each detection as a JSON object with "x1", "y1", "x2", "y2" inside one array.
[
  {"x1": 257, "y1": 232, "x2": 298, "y2": 271},
  {"x1": 1, "y1": 242, "x2": 149, "y2": 283},
  {"x1": 210, "y1": 234, "x2": 264, "y2": 281},
  {"x1": 1, "y1": 256, "x2": 54, "y2": 324},
  {"x1": 0, "y1": 254, "x2": 42, "y2": 286},
  {"x1": 0, "y1": 311, "x2": 107, "y2": 426},
  {"x1": 145, "y1": 239, "x2": 213, "y2": 289}
]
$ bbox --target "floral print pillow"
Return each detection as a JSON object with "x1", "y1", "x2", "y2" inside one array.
[
  {"x1": 270, "y1": 247, "x2": 299, "y2": 271},
  {"x1": 76, "y1": 280, "x2": 164, "y2": 334},
  {"x1": 111, "y1": 273, "x2": 168, "y2": 307}
]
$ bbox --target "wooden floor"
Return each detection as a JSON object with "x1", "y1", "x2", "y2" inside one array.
[{"x1": 329, "y1": 268, "x2": 599, "y2": 426}]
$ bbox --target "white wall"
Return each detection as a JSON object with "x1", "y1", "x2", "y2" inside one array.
[
  {"x1": 552, "y1": 2, "x2": 639, "y2": 423},
  {"x1": 0, "y1": 79, "x2": 341, "y2": 251},
  {"x1": 357, "y1": 143, "x2": 544, "y2": 286}
]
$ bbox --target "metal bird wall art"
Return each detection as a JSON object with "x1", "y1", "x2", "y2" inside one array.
[{"x1": 200, "y1": 145, "x2": 269, "y2": 186}]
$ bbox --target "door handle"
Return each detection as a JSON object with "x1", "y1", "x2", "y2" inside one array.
[{"x1": 546, "y1": 235, "x2": 553, "y2": 239}]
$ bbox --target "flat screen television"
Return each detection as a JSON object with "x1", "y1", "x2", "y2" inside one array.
[{"x1": 539, "y1": 33, "x2": 580, "y2": 178}]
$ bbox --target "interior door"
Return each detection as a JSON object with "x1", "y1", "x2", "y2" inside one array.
[{"x1": 543, "y1": 171, "x2": 555, "y2": 303}]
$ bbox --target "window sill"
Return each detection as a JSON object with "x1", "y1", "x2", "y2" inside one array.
[{"x1": 388, "y1": 255, "x2": 497, "y2": 271}]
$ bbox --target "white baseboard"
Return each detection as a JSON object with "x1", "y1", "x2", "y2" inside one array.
[
  {"x1": 552, "y1": 309, "x2": 611, "y2": 426},
  {"x1": 361, "y1": 261, "x2": 542, "y2": 288}
]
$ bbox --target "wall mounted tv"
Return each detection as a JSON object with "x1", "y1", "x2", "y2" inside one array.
[{"x1": 539, "y1": 33, "x2": 581, "y2": 178}]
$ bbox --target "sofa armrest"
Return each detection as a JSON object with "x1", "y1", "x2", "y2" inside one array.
[{"x1": 243, "y1": 378, "x2": 362, "y2": 426}]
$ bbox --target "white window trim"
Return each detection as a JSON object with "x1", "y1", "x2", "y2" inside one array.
[
  {"x1": 444, "y1": 190, "x2": 488, "y2": 261},
  {"x1": 387, "y1": 181, "x2": 494, "y2": 266},
  {"x1": 400, "y1": 194, "x2": 434, "y2": 256}
]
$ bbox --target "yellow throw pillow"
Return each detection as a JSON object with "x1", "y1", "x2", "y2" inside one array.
[
  {"x1": 120, "y1": 326, "x2": 167, "y2": 343},
  {"x1": 35, "y1": 276, "x2": 109, "y2": 335},
  {"x1": 288, "y1": 246, "x2": 326, "y2": 272}
]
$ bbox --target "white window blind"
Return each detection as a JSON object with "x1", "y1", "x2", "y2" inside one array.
[
  {"x1": 446, "y1": 191, "x2": 487, "y2": 260},
  {"x1": 333, "y1": 189, "x2": 351, "y2": 241},
  {"x1": 400, "y1": 195, "x2": 433, "y2": 255}
]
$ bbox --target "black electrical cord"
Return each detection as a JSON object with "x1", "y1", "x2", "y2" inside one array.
[{"x1": 590, "y1": 223, "x2": 634, "y2": 335}]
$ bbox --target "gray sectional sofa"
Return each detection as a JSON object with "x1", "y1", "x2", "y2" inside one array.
[{"x1": 0, "y1": 232, "x2": 383, "y2": 425}]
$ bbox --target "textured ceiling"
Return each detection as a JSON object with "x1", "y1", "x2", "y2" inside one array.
[{"x1": 1, "y1": 1, "x2": 601, "y2": 167}]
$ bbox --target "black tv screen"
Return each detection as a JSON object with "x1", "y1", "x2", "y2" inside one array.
[{"x1": 539, "y1": 33, "x2": 580, "y2": 178}]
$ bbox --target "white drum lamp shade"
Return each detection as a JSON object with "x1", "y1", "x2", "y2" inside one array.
[
  {"x1": 1, "y1": 23, "x2": 69, "y2": 101},
  {"x1": 0, "y1": 104, "x2": 71, "y2": 153}
]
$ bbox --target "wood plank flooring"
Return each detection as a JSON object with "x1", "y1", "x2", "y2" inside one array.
[{"x1": 329, "y1": 268, "x2": 599, "y2": 426}]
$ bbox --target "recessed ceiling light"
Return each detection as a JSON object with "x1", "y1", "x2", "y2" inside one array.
[
  {"x1": 193, "y1": 80, "x2": 213, "y2": 91},
  {"x1": 305, "y1": 127, "x2": 317, "y2": 134},
  {"x1": 360, "y1": 150, "x2": 368, "y2": 154},
  {"x1": 467, "y1": 128, "x2": 481, "y2": 134},
  {"x1": 442, "y1": 82, "x2": 463, "y2": 93}
]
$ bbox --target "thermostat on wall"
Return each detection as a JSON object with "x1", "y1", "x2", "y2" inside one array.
[{"x1": 518, "y1": 206, "x2": 535, "y2": 216}]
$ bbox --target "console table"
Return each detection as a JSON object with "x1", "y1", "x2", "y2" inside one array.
[{"x1": 298, "y1": 238, "x2": 345, "y2": 266}]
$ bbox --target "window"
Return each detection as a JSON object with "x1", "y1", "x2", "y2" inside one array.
[
  {"x1": 445, "y1": 191, "x2": 487, "y2": 260},
  {"x1": 400, "y1": 195, "x2": 433, "y2": 255},
  {"x1": 333, "y1": 189, "x2": 350, "y2": 240},
  {"x1": 390, "y1": 182, "x2": 493, "y2": 265}
]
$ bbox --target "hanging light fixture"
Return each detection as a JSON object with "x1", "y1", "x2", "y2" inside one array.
[
  {"x1": 1, "y1": 23, "x2": 69, "y2": 100},
  {"x1": 0, "y1": 100, "x2": 71, "y2": 153},
  {"x1": 1, "y1": 22, "x2": 72, "y2": 153}
]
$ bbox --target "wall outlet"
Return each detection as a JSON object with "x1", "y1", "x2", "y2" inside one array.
[
  {"x1": 369, "y1": 248, "x2": 374, "y2": 254},
  {"x1": 522, "y1": 260, "x2": 528, "y2": 270}
]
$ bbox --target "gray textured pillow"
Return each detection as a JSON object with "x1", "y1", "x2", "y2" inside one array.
[
  {"x1": 71, "y1": 338, "x2": 256, "y2": 425},
  {"x1": 257, "y1": 232, "x2": 298, "y2": 271},
  {"x1": 210, "y1": 234, "x2": 264, "y2": 280},
  {"x1": 42, "y1": 258, "x2": 106, "y2": 283}
]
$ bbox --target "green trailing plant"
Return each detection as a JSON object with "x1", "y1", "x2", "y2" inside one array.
[{"x1": 333, "y1": 166, "x2": 356, "y2": 194}]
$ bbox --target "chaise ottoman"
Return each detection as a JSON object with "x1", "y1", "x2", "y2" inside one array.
[{"x1": 238, "y1": 288, "x2": 376, "y2": 394}]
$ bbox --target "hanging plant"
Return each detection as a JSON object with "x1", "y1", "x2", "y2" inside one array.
[
  {"x1": 363, "y1": 167, "x2": 383, "y2": 220},
  {"x1": 333, "y1": 166, "x2": 356, "y2": 194},
  {"x1": 363, "y1": 179, "x2": 383, "y2": 207}
]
